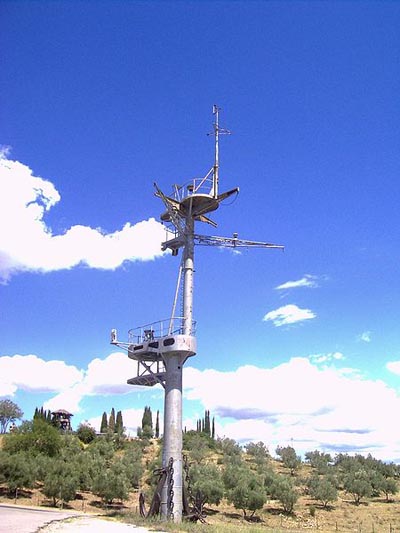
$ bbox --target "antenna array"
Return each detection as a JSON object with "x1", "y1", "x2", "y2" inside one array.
[{"x1": 111, "y1": 106, "x2": 283, "y2": 522}]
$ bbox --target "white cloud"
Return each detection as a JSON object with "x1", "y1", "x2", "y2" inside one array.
[
  {"x1": 183, "y1": 358, "x2": 400, "y2": 460},
  {"x1": 386, "y1": 361, "x2": 400, "y2": 376},
  {"x1": 43, "y1": 352, "x2": 160, "y2": 412},
  {"x1": 0, "y1": 354, "x2": 83, "y2": 397},
  {"x1": 0, "y1": 153, "x2": 168, "y2": 282},
  {"x1": 358, "y1": 331, "x2": 372, "y2": 343},
  {"x1": 5, "y1": 349, "x2": 400, "y2": 459},
  {"x1": 275, "y1": 274, "x2": 319, "y2": 290},
  {"x1": 263, "y1": 304, "x2": 316, "y2": 326},
  {"x1": 0, "y1": 351, "x2": 157, "y2": 413},
  {"x1": 82, "y1": 352, "x2": 143, "y2": 395}
]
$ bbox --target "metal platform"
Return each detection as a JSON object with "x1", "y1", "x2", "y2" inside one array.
[
  {"x1": 128, "y1": 334, "x2": 196, "y2": 362},
  {"x1": 128, "y1": 372, "x2": 166, "y2": 387}
]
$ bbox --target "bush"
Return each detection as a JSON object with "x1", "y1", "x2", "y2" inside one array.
[{"x1": 76, "y1": 423, "x2": 96, "y2": 444}]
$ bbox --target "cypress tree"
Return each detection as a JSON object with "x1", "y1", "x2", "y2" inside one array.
[
  {"x1": 100, "y1": 412, "x2": 108, "y2": 433},
  {"x1": 205, "y1": 410, "x2": 211, "y2": 436},
  {"x1": 141, "y1": 406, "x2": 153, "y2": 438},
  {"x1": 115, "y1": 411, "x2": 123, "y2": 433},
  {"x1": 109, "y1": 408, "x2": 116, "y2": 432},
  {"x1": 155, "y1": 410, "x2": 160, "y2": 438}
]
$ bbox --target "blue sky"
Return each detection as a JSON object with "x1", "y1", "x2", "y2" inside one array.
[{"x1": 1, "y1": 1, "x2": 400, "y2": 460}]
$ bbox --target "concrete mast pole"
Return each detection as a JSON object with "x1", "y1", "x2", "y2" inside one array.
[{"x1": 161, "y1": 211, "x2": 194, "y2": 523}]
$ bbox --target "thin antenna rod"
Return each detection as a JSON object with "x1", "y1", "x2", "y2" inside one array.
[
  {"x1": 213, "y1": 104, "x2": 219, "y2": 198},
  {"x1": 169, "y1": 262, "x2": 183, "y2": 334},
  {"x1": 210, "y1": 104, "x2": 231, "y2": 198}
]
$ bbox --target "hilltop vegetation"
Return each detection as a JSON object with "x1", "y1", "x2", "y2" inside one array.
[{"x1": 0, "y1": 406, "x2": 400, "y2": 531}]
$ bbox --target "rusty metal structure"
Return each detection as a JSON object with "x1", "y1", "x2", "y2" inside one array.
[{"x1": 111, "y1": 106, "x2": 283, "y2": 522}]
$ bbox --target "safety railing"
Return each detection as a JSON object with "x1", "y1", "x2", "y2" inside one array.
[{"x1": 128, "y1": 317, "x2": 196, "y2": 344}]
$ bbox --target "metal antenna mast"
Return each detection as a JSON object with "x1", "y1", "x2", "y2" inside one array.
[{"x1": 111, "y1": 106, "x2": 283, "y2": 523}]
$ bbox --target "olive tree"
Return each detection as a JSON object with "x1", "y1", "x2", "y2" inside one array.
[
  {"x1": 43, "y1": 459, "x2": 79, "y2": 507},
  {"x1": 308, "y1": 474, "x2": 338, "y2": 508},
  {"x1": 270, "y1": 475, "x2": 298, "y2": 513},
  {"x1": 190, "y1": 463, "x2": 224, "y2": 507},
  {"x1": 276, "y1": 445, "x2": 301, "y2": 476},
  {"x1": 0, "y1": 452, "x2": 35, "y2": 499},
  {"x1": 225, "y1": 464, "x2": 266, "y2": 518}
]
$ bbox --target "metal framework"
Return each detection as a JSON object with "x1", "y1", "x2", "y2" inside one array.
[{"x1": 111, "y1": 106, "x2": 283, "y2": 522}]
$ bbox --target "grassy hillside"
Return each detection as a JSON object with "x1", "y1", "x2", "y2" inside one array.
[{"x1": 1, "y1": 431, "x2": 399, "y2": 532}]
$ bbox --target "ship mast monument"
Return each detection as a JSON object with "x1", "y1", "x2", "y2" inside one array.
[{"x1": 111, "y1": 106, "x2": 283, "y2": 522}]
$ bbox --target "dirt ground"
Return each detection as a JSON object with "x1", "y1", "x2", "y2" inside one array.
[{"x1": 2, "y1": 487, "x2": 400, "y2": 532}]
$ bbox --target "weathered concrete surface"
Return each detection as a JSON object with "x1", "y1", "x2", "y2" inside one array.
[
  {"x1": 0, "y1": 504, "x2": 161, "y2": 532},
  {"x1": 0, "y1": 504, "x2": 79, "y2": 533}
]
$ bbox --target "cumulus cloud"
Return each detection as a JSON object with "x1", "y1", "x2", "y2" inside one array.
[
  {"x1": 184, "y1": 358, "x2": 400, "y2": 460},
  {"x1": 0, "y1": 153, "x2": 168, "y2": 282},
  {"x1": 4, "y1": 349, "x2": 400, "y2": 459},
  {"x1": 275, "y1": 274, "x2": 319, "y2": 290},
  {"x1": 44, "y1": 352, "x2": 158, "y2": 412},
  {"x1": 263, "y1": 304, "x2": 316, "y2": 326},
  {"x1": 0, "y1": 351, "x2": 155, "y2": 413},
  {"x1": 0, "y1": 354, "x2": 83, "y2": 397}
]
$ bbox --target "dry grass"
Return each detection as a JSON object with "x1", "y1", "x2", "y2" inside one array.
[{"x1": 2, "y1": 485, "x2": 399, "y2": 533}]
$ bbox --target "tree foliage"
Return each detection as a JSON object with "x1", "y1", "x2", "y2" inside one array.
[
  {"x1": 0, "y1": 399, "x2": 23, "y2": 433},
  {"x1": 92, "y1": 458, "x2": 131, "y2": 505},
  {"x1": 190, "y1": 463, "x2": 224, "y2": 506},
  {"x1": 308, "y1": 474, "x2": 338, "y2": 508},
  {"x1": 305, "y1": 450, "x2": 332, "y2": 474},
  {"x1": 343, "y1": 468, "x2": 373, "y2": 504},
  {"x1": 76, "y1": 423, "x2": 96, "y2": 444},
  {"x1": 43, "y1": 459, "x2": 79, "y2": 506},
  {"x1": 276, "y1": 445, "x2": 301, "y2": 475},
  {"x1": 108, "y1": 408, "x2": 116, "y2": 433},
  {"x1": 245, "y1": 441, "x2": 269, "y2": 468},
  {"x1": 183, "y1": 431, "x2": 213, "y2": 464},
  {"x1": 115, "y1": 410, "x2": 124, "y2": 433},
  {"x1": 270, "y1": 475, "x2": 298, "y2": 513},
  {"x1": 225, "y1": 465, "x2": 266, "y2": 517},
  {"x1": 0, "y1": 451, "x2": 35, "y2": 497},
  {"x1": 3, "y1": 419, "x2": 61, "y2": 457},
  {"x1": 138, "y1": 406, "x2": 153, "y2": 439},
  {"x1": 100, "y1": 412, "x2": 108, "y2": 433}
]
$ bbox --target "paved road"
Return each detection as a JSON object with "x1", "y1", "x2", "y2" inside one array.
[
  {"x1": 0, "y1": 504, "x2": 160, "y2": 532},
  {"x1": 0, "y1": 504, "x2": 79, "y2": 533}
]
